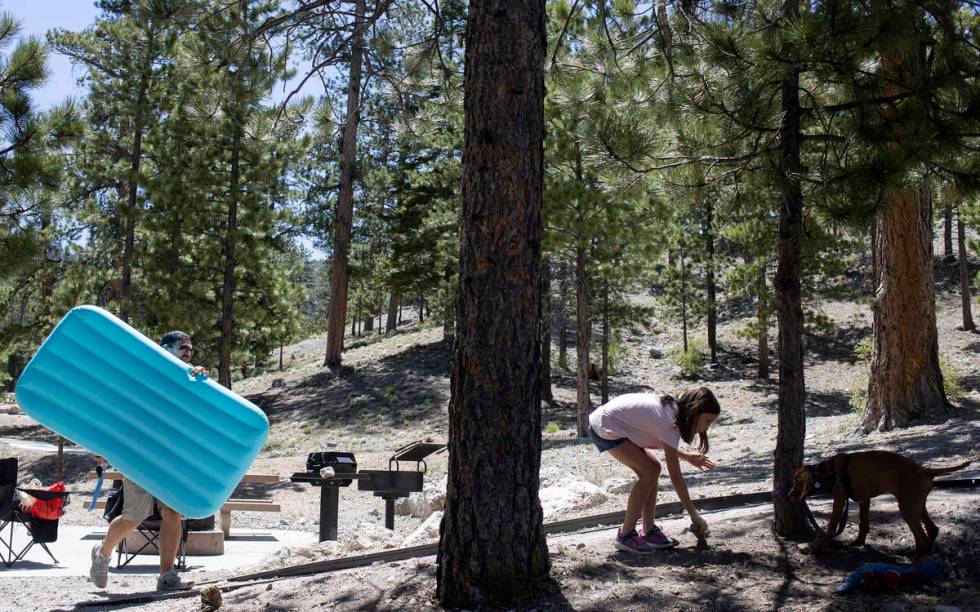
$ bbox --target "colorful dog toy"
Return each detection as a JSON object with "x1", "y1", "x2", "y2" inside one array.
[{"x1": 835, "y1": 557, "x2": 945, "y2": 594}]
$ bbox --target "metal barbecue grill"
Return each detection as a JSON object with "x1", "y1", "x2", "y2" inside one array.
[{"x1": 290, "y1": 441, "x2": 446, "y2": 542}]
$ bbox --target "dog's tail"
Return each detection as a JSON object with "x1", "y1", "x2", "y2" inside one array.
[{"x1": 923, "y1": 458, "x2": 973, "y2": 478}]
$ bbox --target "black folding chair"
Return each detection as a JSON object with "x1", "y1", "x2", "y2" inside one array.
[
  {"x1": 115, "y1": 501, "x2": 188, "y2": 570},
  {"x1": 0, "y1": 457, "x2": 71, "y2": 567}
]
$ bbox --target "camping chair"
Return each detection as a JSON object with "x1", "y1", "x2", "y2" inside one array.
[
  {"x1": 0, "y1": 457, "x2": 71, "y2": 567},
  {"x1": 116, "y1": 507, "x2": 189, "y2": 570}
]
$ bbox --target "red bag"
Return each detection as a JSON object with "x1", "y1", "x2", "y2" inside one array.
[{"x1": 30, "y1": 482, "x2": 66, "y2": 520}]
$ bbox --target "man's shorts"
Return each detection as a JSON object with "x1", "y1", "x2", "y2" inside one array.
[
  {"x1": 121, "y1": 477, "x2": 169, "y2": 521},
  {"x1": 588, "y1": 425, "x2": 627, "y2": 453}
]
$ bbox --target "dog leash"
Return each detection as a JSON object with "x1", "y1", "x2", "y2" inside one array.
[{"x1": 801, "y1": 497, "x2": 849, "y2": 537}]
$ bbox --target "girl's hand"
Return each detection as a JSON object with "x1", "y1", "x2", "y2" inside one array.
[
  {"x1": 686, "y1": 453, "x2": 716, "y2": 472},
  {"x1": 691, "y1": 515, "x2": 708, "y2": 536},
  {"x1": 190, "y1": 366, "x2": 209, "y2": 377}
]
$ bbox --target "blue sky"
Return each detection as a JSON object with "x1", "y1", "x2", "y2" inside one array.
[
  {"x1": 5, "y1": 1, "x2": 99, "y2": 109},
  {"x1": 6, "y1": 1, "x2": 329, "y2": 259},
  {"x1": 5, "y1": 0, "x2": 325, "y2": 110}
]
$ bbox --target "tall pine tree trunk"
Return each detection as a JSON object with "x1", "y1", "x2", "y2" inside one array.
[
  {"x1": 772, "y1": 0, "x2": 810, "y2": 539},
  {"x1": 386, "y1": 292, "x2": 398, "y2": 332},
  {"x1": 600, "y1": 278, "x2": 609, "y2": 405},
  {"x1": 864, "y1": 23, "x2": 950, "y2": 431},
  {"x1": 575, "y1": 244, "x2": 591, "y2": 437},
  {"x1": 705, "y1": 199, "x2": 718, "y2": 364},
  {"x1": 324, "y1": 0, "x2": 366, "y2": 368},
  {"x1": 443, "y1": 268, "x2": 456, "y2": 341},
  {"x1": 865, "y1": 187, "x2": 949, "y2": 428},
  {"x1": 218, "y1": 120, "x2": 241, "y2": 389},
  {"x1": 541, "y1": 259, "x2": 553, "y2": 402},
  {"x1": 943, "y1": 203, "x2": 954, "y2": 261},
  {"x1": 118, "y1": 67, "x2": 150, "y2": 323},
  {"x1": 557, "y1": 262, "x2": 568, "y2": 370},
  {"x1": 958, "y1": 211, "x2": 975, "y2": 331},
  {"x1": 437, "y1": 1, "x2": 548, "y2": 604},
  {"x1": 680, "y1": 247, "x2": 689, "y2": 353},
  {"x1": 757, "y1": 267, "x2": 770, "y2": 380}
]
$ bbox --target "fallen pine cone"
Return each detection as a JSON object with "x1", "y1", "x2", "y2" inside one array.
[{"x1": 200, "y1": 585, "x2": 223, "y2": 611}]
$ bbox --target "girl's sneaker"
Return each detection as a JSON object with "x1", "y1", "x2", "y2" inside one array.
[
  {"x1": 614, "y1": 528, "x2": 656, "y2": 554},
  {"x1": 641, "y1": 525, "x2": 679, "y2": 549}
]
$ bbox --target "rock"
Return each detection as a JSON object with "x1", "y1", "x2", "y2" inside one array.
[
  {"x1": 346, "y1": 522, "x2": 401, "y2": 551},
  {"x1": 394, "y1": 476, "x2": 446, "y2": 519},
  {"x1": 933, "y1": 607, "x2": 961, "y2": 612},
  {"x1": 270, "y1": 378, "x2": 285, "y2": 389},
  {"x1": 402, "y1": 511, "x2": 443, "y2": 547},
  {"x1": 600, "y1": 477, "x2": 635, "y2": 495},
  {"x1": 648, "y1": 347, "x2": 664, "y2": 359},
  {"x1": 539, "y1": 480, "x2": 607, "y2": 521}
]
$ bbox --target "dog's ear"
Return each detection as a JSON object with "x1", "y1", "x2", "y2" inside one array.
[{"x1": 787, "y1": 467, "x2": 813, "y2": 501}]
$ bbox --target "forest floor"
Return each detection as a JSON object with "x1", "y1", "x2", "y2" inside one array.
[{"x1": 0, "y1": 255, "x2": 977, "y2": 611}]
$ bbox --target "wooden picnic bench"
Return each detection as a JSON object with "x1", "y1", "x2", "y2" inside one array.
[{"x1": 88, "y1": 470, "x2": 282, "y2": 538}]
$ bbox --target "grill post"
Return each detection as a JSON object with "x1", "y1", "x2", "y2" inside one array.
[
  {"x1": 320, "y1": 486, "x2": 339, "y2": 542},
  {"x1": 384, "y1": 497, "x2": 395, "y2": 530}
]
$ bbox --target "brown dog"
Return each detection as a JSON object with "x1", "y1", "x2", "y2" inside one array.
[{"x1": 788, "y1": 450, "x2": 971, "y2": 555}]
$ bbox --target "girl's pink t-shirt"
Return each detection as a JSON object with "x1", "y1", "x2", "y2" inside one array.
[{"x1": 589, "y1": 393, "x2": 681, "y2": 449}]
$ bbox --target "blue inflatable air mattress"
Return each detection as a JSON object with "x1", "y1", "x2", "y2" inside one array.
[{"x1": 14, "y1": 306, "x2": 269, "y2": 518}]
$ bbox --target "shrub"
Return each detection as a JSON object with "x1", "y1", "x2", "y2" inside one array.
[
  {"x1": 670, "y1": 339, "x2": 705, "y2": 378},
  {"x1": 850, "y1": 337, "x2": 964, "y2": 413}
]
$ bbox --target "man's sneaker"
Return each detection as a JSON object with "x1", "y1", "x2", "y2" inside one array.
[
  {"x1": 614, "y1": 528, "x2": 656, "y2": 554},
  {"x1": 89, "y1": 544, "x2": 110, "y2": 588},
  {"x1": 641, "y1": 525, "x2": 679, "y2": 549},
  {"x1": 157, "y1": 569, "x2": 194, "y2": 591}
]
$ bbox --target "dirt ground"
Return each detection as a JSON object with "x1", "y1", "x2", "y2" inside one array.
[{"x1": 0, "y1": 255, "x2": 977, "y2": 610}]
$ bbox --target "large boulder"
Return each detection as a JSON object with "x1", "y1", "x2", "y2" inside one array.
[
  {"x1": 401, "y1": 511, "x2": 443, "y2": 547},
  {"x1": 345, "y1": 521, "x2": 401, "y2": 551},
  {"x1": 539, "y1": 480, "x2": 607, "y2": 521},
  {"x1": 600, "y1": 477, "x2": 635, "y2": 495},
  {"x1": 394, "y1": 476, "x2": 447, "y2": 519}
]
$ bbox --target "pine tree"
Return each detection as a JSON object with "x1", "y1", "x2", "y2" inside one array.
[
  {"x1": 0, "y1": 10, "x2": 81, "y2": 386},
  {"x1": 437, "y1": 0, "x2": 549, "y2": 605}
]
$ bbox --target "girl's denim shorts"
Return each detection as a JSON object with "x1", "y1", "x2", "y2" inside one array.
[{"x1": 588, "y1": 425, "x2": 627, "y2": 453}]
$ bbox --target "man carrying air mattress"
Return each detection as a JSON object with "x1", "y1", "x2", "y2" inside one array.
[{"x1": 89, "y1": 331, "x2": 206, "y2": 591}]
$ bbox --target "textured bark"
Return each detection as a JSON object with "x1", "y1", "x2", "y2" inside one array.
[
  {"x1": 436, "y1": 0, "x2": 549, "y2": 605},
  {"x1": 218, "y1": 120, "x2": 241, "y2": 389},
  {"x1": 958, "y1": 212, "x2": 975, "y2": 331},
  {"x1": 557, "y1": 263, "x2": 568, "y2": 369},
  {"x1": 943, "y1": 203, "x2": 954, "y2": 260},
  {"x1": 705, "y1": 199, "x2": 718, "y2": 364},
  {"x1": 324, "y1": 0, "x2": 366, "y2": 368},
  {"x1": 541, "y1": 260, "x2": 553, "y2": 402},
  {"x1": 772, "y1": 0, "x2": 810, "y2": 539},
  {"x1": 386, "y1": 292, "x2": 398, "y2": 332},
  {"x1": 680, "y1": 247, "x2": 689, "y2": 353},
  {"x1": 865, "y1": 187, "x2": 949, "y2": 429},
  {"x1": 757, "y1": 268, "x2": 770, "y2": 380},
  {"x1": 864, "y1": 20, "x2": 950, "y2": 431},
  {"x1": 600, "y1": 279, "x2": 609, "y2": 405},
  {"x1": 575, "y1": 244, "x2": 591, "y2": 437},
  {"x1": 118, "y1": 64, "x2": 150, "y2": 323}
]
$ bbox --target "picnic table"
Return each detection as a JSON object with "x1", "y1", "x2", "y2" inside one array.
[{"x1": 88, "y1": 470, "x2": 281, "y2": 538}]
